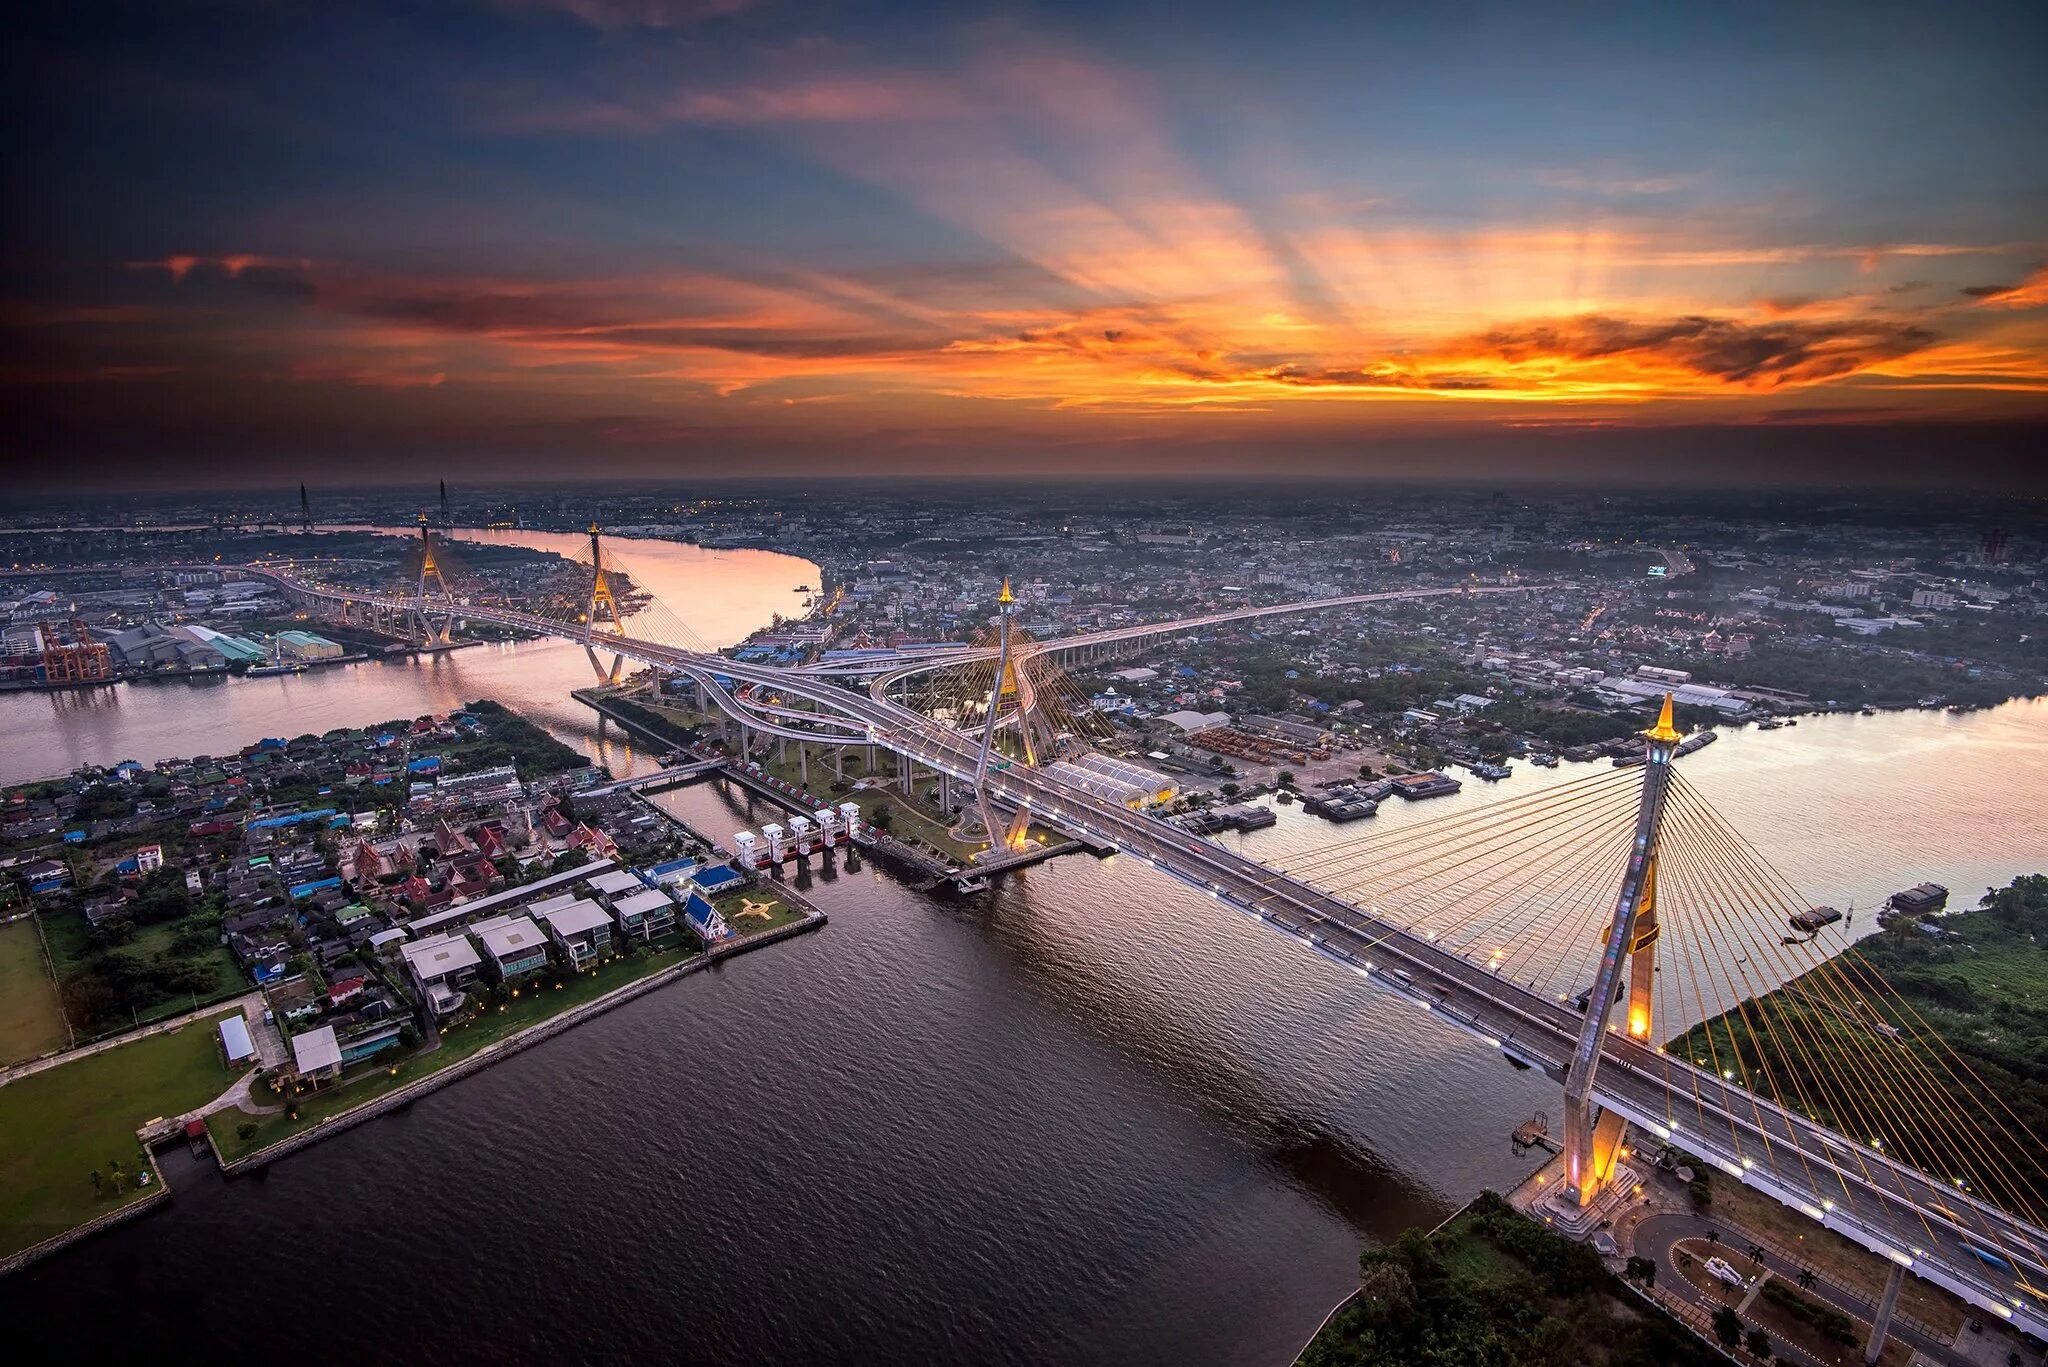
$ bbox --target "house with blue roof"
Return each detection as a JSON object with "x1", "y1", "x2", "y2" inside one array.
[
  {"x1": 681, "y1": 891, "x2": 730, "y2": 944},
  {"x1": 690, "y1": 862, "x2": 745, "y2": 895}
]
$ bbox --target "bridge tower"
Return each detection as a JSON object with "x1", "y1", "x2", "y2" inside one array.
[
  {"x1": 968, "y1": 578, "x2": 1039, "y2": 854},
  {"x1": 584, "y1": 523, "x2": 628, "y2": 684},
  {"x1": 412, "y1": 513, "x2": 456, "y2": 645},
  {"x1": 1561, "y1": 693, "x2": 1679, "y2": 1208}
]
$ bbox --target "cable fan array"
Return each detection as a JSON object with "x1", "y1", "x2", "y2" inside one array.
[
  {"x1": 1253, "y1": 763, "x2": 2046, "y2": 1267},
  {"x1": 892, "y1": 621, "x2": 1112, "y2": 756}
]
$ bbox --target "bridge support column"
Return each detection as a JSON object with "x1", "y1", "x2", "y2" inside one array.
[
  {"x1": 798, "y1": 744, "x2": 808, "y2": 787},
  {"x1": 1561, "y1": 696, "x2": 1681, "y2": 1210},
  {"x1": 1865, "y1": 1262, "x2": 1904, "y2": 1365}
]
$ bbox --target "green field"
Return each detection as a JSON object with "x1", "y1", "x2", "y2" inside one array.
[
  {"x1": 0, "y1": 918, "x2": 68, "y2": 1065},
  {"x1": 717, "y1": 892, "x2": 805, "y2": 935},
  {"x1": 39, "y1": 907, "x2": 247, "y2": 1038},
  {"x1": 1667, "y1": 873, "x2": 2048, "y2": 1194},
  {"x1": 212, "y1": 946, "x2": 695, "y2": 1162},
  {"x1": 0, "y1": 1013, "x2": 243, "y2": 1259}
]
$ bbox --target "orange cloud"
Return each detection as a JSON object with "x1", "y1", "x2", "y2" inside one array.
[{"x1": 1964, "y1": 265, "x2": 2048, "y2": 310}]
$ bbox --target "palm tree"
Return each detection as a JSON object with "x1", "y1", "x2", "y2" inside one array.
[
  {"x1": 1746, "y1": 1242, "x2": 1766, "y2": 1265},
  {"x1": 89, "y1": 1169, "x2": 102, "y2": 1196},
  {"x1": 1796, "y1": 1267, "x2": 1817, "y2": 1290}
]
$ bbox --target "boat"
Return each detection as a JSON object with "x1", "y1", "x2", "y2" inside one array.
[
  {"x1": 1757, "y1": 718, "x2": 1784, "y2": 731},
  {"x1": 245, "y1": 662, "x2": 305, "y2": 677},
  {"x1": 1306, "y1": 787, "x2": 1380, "y2": 821},
  {"x1": 1390, "y1": 772, "x2": 1461, "y2": 799},
  {"x1": 1471, "y1": 761, "x2": 1512, "y2": 781},
  {"x1": 1530, "y1": 753, "x2": 1559, "y2": 768},
  {"x1": 1789, "y1": 905, "x2": 1843, "y2": 934},
  {"x1": 1887, "y1": 882, "x2": 1949, "y2": 916}
]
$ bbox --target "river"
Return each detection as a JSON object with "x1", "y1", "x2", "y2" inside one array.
[{"x1": 2, "y1": 528, "x2": 2045, "y2": 1366}]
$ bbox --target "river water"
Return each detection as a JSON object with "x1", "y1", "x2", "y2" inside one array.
[{"x1": 3, "y1": 529, "x2": 2045, "y2": 1366}]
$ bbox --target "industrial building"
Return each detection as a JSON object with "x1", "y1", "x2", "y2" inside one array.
[
  {"x1": 276, "y1": 629, "x2": 344, "y2": 660},
  {"x1": 1042, "y1": 752, "x2": 1178, "y2": 809}
]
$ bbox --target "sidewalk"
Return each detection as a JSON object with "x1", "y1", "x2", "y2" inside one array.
[{"x1": 0, "y1": 991, "x2": 261, "y2": 1088}]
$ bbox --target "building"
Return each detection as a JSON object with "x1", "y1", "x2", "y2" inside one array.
[
  {"x1": 291, "y1": 1024, "x2": 344, "y2": 1086},
  {"x1": 400, "y1": 931, "x2": 483, "y2": 1016},
  {"x1": 681, "y1": 891, "x2": 730, "y2": 944},
  {"x1": 611, "y1": 886, "x2": 677, "y2": 941},
  {"x1": 1042, "y1": 752, "x2": 1179, "y2": 808},
  {"x1": 469, "y1": 913, "x2": 551, "y2": 980},
  {"x1": 1911, "y1": 589, "x2": 1958, "y2": 610},
  {"x1": 537, "y1": 898, "x2": 613, "y2": 967},
  {"x1": 587, "y1": 868, "x2": 646, "y2": 903},
  {"x1": 275, "y1": 630, "x2": 344, "y2": 660},
  {"x1": 219, "y1": 1013, "x2": 257, "y2": 1066}
]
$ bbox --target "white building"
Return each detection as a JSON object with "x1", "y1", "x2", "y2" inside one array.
[{"x1": 400, "y1": 932, "x2": 482, "y2": 1017}]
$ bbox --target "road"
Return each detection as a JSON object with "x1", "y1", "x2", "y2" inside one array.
[{"x1": 1635, "y1": 1210, "x2": 1976, "y2": 1367}]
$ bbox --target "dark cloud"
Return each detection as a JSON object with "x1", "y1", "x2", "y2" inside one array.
[
  {"x1": 1962, "y1": 283, "x2": 2017, "y2": 299},
  {"x1": 1257, "y1": 364, "x2": 1497, "y2": 392},
  {"x1": 1477, "y1": 313, "x2": 1938, "y2": 386}
]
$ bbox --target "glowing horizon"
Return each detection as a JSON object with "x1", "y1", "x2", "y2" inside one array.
[{"x1": 5, "y1": 1, "x2": 2045, "y2": 483}]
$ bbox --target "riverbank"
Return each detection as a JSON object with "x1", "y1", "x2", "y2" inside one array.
[
  {"x1": 211, "y1": 908, "x2": 825, "y2": 1174},
  {"x1": 1295, "y1": 1190, "x2": 1728, "y2": 1367},
  {"x1": 1667, "y1": 873, "x2": 2048, "y2": 1193}
]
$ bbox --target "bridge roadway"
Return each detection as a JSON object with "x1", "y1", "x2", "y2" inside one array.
[
  {"x1": 244, "y1": 565, "x2": 2048, "y2": 1335},
  {"x1": 796, "y1": 583, "x2": 1541, "y2": 678}
]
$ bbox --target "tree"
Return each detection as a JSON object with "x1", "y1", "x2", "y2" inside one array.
[
  {"x1": 1624, "y1": 1255, "x2": 1657, "y2": 1287},
  {"x1": 1712, "y1": 1306, "x2": 1742, "y2": 1350},
  {"x1": 90, "y1": 1169, "x2": 102, "y2": 1196},
  {"x1": 236, "y1": 1121, "x2": 258, "y2": 1142},
  {"x1": 868, "y1": 802, "x2": 894, "y2": 832},
  {"x1": 1219, "y1": 782, "x2": 1240, "y2": 796},
  {"x1": 1745, "y1": 1242, "x2": 1765, "y2": 1264},
  {"x1": 1796, "y1": 1267, "x2": 1816, "y2": 1289},
  {"x1": 1277, "y1": 770, "x2": 1297, "y2": 787},
  {"x1": 1744, "y1": 1326, "x2": 1771, "y2": 1360}
]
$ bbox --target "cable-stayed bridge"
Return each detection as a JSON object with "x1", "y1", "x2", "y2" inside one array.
[{"x1": 240, "y1": 532, "x2": 2048, "y2": 1351}]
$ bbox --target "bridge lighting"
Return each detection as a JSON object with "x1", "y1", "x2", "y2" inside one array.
[{"x1": 1822, "y1": 1199, "x2": 1835, "y2": 1211}]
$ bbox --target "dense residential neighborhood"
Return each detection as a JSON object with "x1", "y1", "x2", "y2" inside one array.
[{"x1": 2, "y1": 702, "x2": 765, "y2": 1089}]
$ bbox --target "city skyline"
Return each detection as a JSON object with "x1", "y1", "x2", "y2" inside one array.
[{"x1": 6, "y1": 0, "x2": 2047, "y2": 487}]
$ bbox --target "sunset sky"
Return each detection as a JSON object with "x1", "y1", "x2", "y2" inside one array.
[{"x1": 5, "y1": 0, "x2": 2046, "y2": 486}]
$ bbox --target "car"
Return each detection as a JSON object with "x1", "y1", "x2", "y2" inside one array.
[
  {"x1": 1961, "y1": 1242, "x2": 2015, "y2": 1274},
  {"x1": 1704, "y1": 1256, "x2": 1747, "y2": 1288}
]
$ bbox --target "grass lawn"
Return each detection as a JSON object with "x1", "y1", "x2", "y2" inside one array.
[
  {"x1": 0, "y1": 918, "x2": 67, "y2": 1064},
  {"x1": 211, "y1": 946, "x2": 696, "y2": 1163},
  {"x1": 0, "y1": 1012, "x2": 243, "y2": 1259},
  {"x1": 716, "y1": 892, "x2": 804, "y2": 935},
  {"x1": 1701, "y1": 1170, "x2": 1966, "y2": 1337}
]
